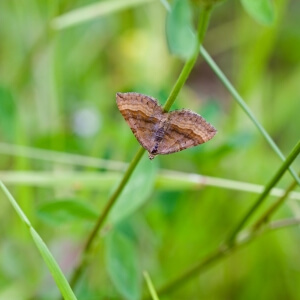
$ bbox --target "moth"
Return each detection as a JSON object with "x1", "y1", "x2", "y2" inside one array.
[{"x1": 116, "y1": 92, "x2": 217, "y2": 160}]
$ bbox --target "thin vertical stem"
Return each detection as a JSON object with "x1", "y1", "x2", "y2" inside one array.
[
  {"x1": 69, "y1": 5, "x2": 214, "y2": 290},
  {"x1": 197, "y1": 5, "x2": 213, "y2": 43},
  {"x1": 85, "y1": 147, "x2": 145, "y2": 252},
  {"x1": 163, "y1": 5, "x2": 213, "y2": 111},
  {"x1": 163, "y1": 54, "x2": 198, "y2": 112},
  {"x1": 69, "y1": 147, "x2": 145, "y2": 288}
]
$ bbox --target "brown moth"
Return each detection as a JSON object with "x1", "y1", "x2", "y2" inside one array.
[{"x1": 116, "y1": 92, "x2": 217, "y2": 160}]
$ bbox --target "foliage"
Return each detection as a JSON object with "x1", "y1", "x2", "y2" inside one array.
[{"x1": 0, "y1": 0, "x2": 300, "y2": 299}]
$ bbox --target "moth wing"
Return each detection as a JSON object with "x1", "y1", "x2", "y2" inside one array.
[
  {"x1": 116, "y1": 92, "x2": 163, "y2": 153},
  {"x1": 156, "y1": 109, "x2": 217, "y2": 155}
]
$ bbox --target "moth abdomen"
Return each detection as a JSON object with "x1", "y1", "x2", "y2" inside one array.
[{"x1": 154, "y1": 127, "x2": 165, "y2": 142}]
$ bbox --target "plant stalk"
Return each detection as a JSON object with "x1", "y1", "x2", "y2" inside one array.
[
  {"x1": 199, "y1": 46, "x2": 300, "y2": 186},
  {"x1": 226, "y1": 140, "x2": 300, "y2": 245},
  {"x1": 163, "y1": 5, "x2": 213, "y2": 111},
  {"x1": 252, "y1": 174, "x2": 299, "y2": 230},
  {"x1": 69, "y1": 4, "x2": 214, "y2": 290},
  {"x1": 69, "y1": 147, "x2": 145, "y2": 288},
  {"x1": 147, "y1": 216, "x2": 300, "y2": 299}
]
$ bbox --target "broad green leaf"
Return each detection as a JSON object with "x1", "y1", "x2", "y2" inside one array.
[
  {"x1": 30, "y1": 228, "x2": 77, "y2": 300},
  {"x1": 241, "y1": 0, "x2": 275, "y2": 25},
  {"x1": 166, "y1": 0, "x2": 197, "y2": 59},
  {"x1": 106, "y1": 226, "x2": 140, "y2": 300},
  {"x1": 109, "y1": 155, "x2": 157, "y2": 225},
  {"x1": 37, "y1": 199, "x2": 98, "y2": 225}
]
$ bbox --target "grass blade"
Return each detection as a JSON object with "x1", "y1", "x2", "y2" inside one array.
[
  {"x1": 0, "y1": 143, "x2": 126, "y2": 171},
  {"x1": 143, "y1": 271, "x2": 160, "y2": 300},
  {"x1": 199, "y1": 46, "x2": 300, "y2": 186},
  {"x1": 2, "y1": 170, "x2": 300, "y2": 200},
  {"x1": 0, "y1": 181, "x2": 77, "y2": 300},
  {"x1": 51, "y1": 0, "x2": 155, "y2": 30},
  {"x1": 226, "y1": 139, "x2": 300, "y2": 244},
  {"x1": 30, "y1": 228, "x2": 77, "y2": 300}
]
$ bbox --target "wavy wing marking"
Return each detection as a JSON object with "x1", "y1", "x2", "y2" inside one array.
[
  {"x1": 156, "y1": 109, "x2": 217, "y2": 155},
  {"x1": 116, "y1": 92, "x2": 163, "y2": 153}
]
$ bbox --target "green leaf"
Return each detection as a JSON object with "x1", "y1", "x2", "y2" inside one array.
[
  {"x1": 30, "y1": 228, "x2": 77, "y2": 300},
  {"x1": 166, "y1": 0, "x2": 197, "y2": 59},
  {"x1": 106, "y1": 226, "x2": 140, "y2": 300},
  {"x1": 241, "y1": 0, "x2": 275, "y2": 25},
  {"x1": 37, "y1": 199, "x2": 98, "y2": 225},
  {"x1": 109, "y1": 155, "x2": 157, "y2": 224}
]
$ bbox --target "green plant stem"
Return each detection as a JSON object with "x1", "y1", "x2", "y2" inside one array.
[
  {"x1": 147, "y1": 216, "x2": 300, "y2": 299},
  {"x1": 197, "y1": 4, "x2": 213, "y2": 44},
  {"x1": 69, "y1": 147, "x2": 145, "y2": 288},
  {"x1": 0, "y1": 181, "x2": 31, "y2": 227},
  {"x1": 152, "y1": 247, "x2": 228, "y2": 298},
  {"x1": 87, "y1": 147, "x2": 145, "y2": 252},
  {"x1": 2, "y1": 170, "x2": 300, "y2": 200},
  {"x1": 0, "y1": 142, "x2": 126, "y2": 171},
  {"x1": 163, "y1": 5, "x2": 212, "y2": 111},
  {"x1": 226, "y1": 140, "x2": 300, "y2": 245},
  {"x1": 0, "y1": 181, "x2": 77, "y2": 300},
  {"x1": 143, "y1": 271, "x2": 160, "y2": 300},
  {"x1": 199, "y1": 46, "x2": 300, "y2": 186},
  {"x1": 69, "y1": 5, "x2": 214, "y2": 291},
  {"x1": 252, "y1": 174, "x2": 299, "y2": 230},
  {"x1": 163, "y1": 54, "x2": 198, "y2": 112},
  {"x1": 51, "y1": 0, "x2": 155, "y2": 30}
]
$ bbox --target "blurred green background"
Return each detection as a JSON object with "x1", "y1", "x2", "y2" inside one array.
[{"x1": 0, "y1": 0, "x2": 300, "y2": 299}]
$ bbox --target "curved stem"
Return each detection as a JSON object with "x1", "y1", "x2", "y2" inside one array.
[
  {"x1": 163, "y1": 5, "x2": 213, "y2": 111},
  {"x1": 252, "y1": 174, "x2": 299, "y2": 230},
  {"x1": 197, "y1": 5, "x2": 213, "y2": 44},
  {"x1": 69, "y1": 4, "x2": 213, "y2": 291},
  {"x1": 85, "y1": 147, "x2": 145, "y2": 252},
  {"x1": 152, "y1": 247, "x2": 227, "y2": 298},
  {"x1": 199, "y1": 46, "x2": 300, "y2": 186},
  {"x1": 226, "y1": 139, "x2": 300, "y2": 245},
  {"x1": 69, "y1": 147, "x2": 145, "y2": 288},
  {"x1": 163, "y1": 54, "x2": 198, "y2": 112},
  {"x1": 143, "y1": 271, "x2": 160, "y2": 300},
  {"x1": 146, "y1": 217, "x2": 300, "y2": 299}
]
